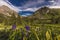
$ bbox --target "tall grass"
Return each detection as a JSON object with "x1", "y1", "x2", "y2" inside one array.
[{"x1": 0, "y1": 24, "x2": 60, "y2": 40}]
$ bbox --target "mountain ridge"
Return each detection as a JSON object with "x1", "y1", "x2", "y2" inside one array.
[{"x1": 0, "y1": 5, "x2": 18, "y2": 17}]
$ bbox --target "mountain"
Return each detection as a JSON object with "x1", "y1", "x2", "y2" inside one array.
[
  {"x1": 0, "y1": 5, "x2": 18, "y2": 17},
  {"x1": 0, "y1": 5, "x2": 22, "y2": 25},
  {"x1": 28, "y1": 7, "x2": 49, "y2": 19},
  {"x1": 26, "y1": 7, "x2": 60, "y2": 24},
  {"x1": 28, "y1": 7, "x2": 60, "y2": 18}
]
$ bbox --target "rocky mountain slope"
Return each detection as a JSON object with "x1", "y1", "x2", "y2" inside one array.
[
  {"x1": 26, "y1": 7, "x2": 60, "y2": 24},
  {"x1": 28, "y1": 7, "x2": 60, "y2": 19},
  {"x1": 0, "y1": 5, "x2": 18, "y2": 17},
  {"x1": 0, "y1": 5, "x2": 21, "y2": 25}
]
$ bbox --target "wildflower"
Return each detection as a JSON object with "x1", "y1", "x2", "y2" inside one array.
[
  {"x1": 25, "y1": 25, "x2": 30, "y2": 31},
  {"x1": 12, "y1": 24, "x2": 16, "y2": 30},
  {"x1": 25, "y1": 25, "x2": 30, "y2": 38}
]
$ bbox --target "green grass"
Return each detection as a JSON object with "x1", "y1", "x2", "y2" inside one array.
[{"x1": 0, "y1": 24, "x2": 60, "y2": 40}]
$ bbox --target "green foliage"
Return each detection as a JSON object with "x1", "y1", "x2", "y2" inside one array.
[
  {"x1": 0, "y1": 7, "x2": 60, "y2": 40},
  {"x1": 10, "y1": 13, "x2": 17, "y2": 25},
  {"x1": 16, "y1": 14, "x2": 22, "y2": 25},
  {"x1": 0, "y1": 24, "x2": 60, "y2": 40},
  {"x1": 25, "y1": 7, "x2": 60, "y2": 24}
]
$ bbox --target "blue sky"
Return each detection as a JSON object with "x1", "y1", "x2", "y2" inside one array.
[
  {"x1": 0, "y1": 0, "x2": 60, "y2": 16},
  {"x1": 8, "y1": 0, "x2": 60, "y2": 8},
  {"x1": 8, "y1": 0, "x2": 29, "y2": 7}
]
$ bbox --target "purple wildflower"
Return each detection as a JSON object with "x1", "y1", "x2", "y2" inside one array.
[
  {"x1": 12, "y1": 24, "x2": 16, "y2": 30},
  {"x1": 25, "y1": 25, "x2": 30, "y2": 31},
  {"x1": 25, "y1": 25, "x2": 30, "y2": 37}
]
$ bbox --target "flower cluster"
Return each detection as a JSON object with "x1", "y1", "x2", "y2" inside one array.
[
  {"x1": 12, "y1": 24, "x2": 16, "y2": 30},
  {"x1": 25, "y1": 25, "x2": 30, "y2": 31}
]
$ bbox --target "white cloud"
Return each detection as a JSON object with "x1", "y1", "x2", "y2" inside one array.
[
  {"x1": 49, "y1": 6, "x2": 60, "y2": 8},
  {"x1": 0, "y1": 0, "x2": 60, "y2": 13},
  {"x1": 0, "y1": 0, "x2": 20, "y2": 12},
  {"x1": 22, "y1": 0, "x2": 44, "y2": 8},
  {"x1": 0, "y1": 0, "x2": 38, "y2": 12},
  {"x1": 49, "y1": 0, "x2": 55, "y2": 2},
  {"x1": 21, "y1": 15, "x2": 26, "y2": 17},
  {"x1": 21, "y1": 8, "x2": 39, "y2": 12},
  {"x1": 21, "y1": 14, "x2": 31, "y2": 17}
]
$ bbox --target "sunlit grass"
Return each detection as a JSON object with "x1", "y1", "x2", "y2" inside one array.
[{"x1": 0, "y1": 24, "x2": 60, "y2": 40}]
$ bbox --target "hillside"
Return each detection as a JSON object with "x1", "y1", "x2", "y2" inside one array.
[
  {"x1": 0, "y1": 6, "x2": 60, "y2": 25},
  {"x1": 28, "y1": 7, "x2": 60, "y2": 19},
  {"x1": 0, "y1": 5, "x2": 22, "y2": 25},
  {"x1": 0, "y1": 5, "x2": 18, "y2": 17},
  {"x1": 26, "y1": 7, "x2": 60, "y2": 24}
]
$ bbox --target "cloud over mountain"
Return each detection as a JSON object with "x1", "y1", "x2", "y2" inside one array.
[
  {"x1": 0, "y1": 0, "x2": 20, "y2": 12},
  {"x1": 0, "y1": 0, "x2": 60, "y2": 12},
  {"x1": 0, "y1": 0, "x2": 60, "y2": 16}
]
